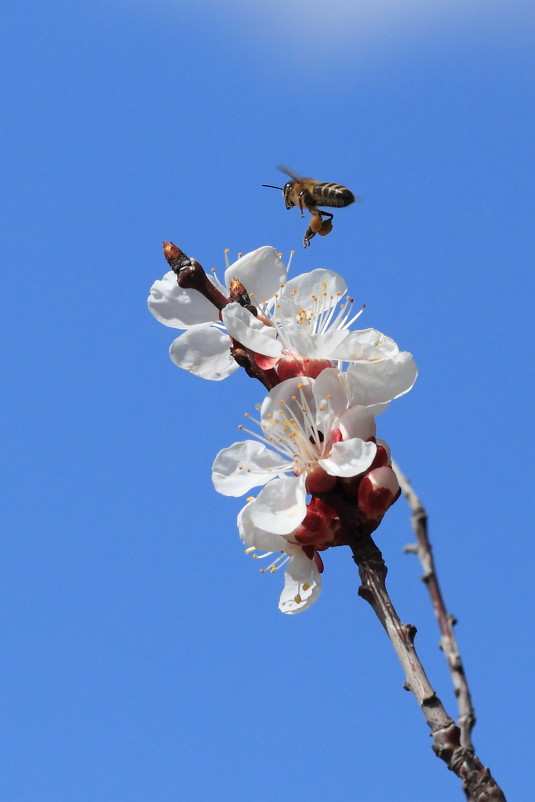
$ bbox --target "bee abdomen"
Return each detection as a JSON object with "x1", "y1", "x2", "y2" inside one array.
[{"x1": 313, "y1": 183, "x2": 355, "y2": 208}]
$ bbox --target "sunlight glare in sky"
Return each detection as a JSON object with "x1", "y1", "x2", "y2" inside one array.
[{"x1": 121, "y1": 0, "x2": 532, "y2": 55}]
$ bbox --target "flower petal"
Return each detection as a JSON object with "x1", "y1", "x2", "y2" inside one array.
[
  {"x1": 222, "y1": 304, "x2": 283, "y2": 358},
  {"x1": 249, "y1": 474, "x2": 307, "y2": 535},
  {"x1": 212, "y1": 441, "x2": 288, "y2": 496},
  {"x1": 337, "y1": 405, "x2": 376, "y2": 441},
  {"x1": 169, "y1": 326, "x2": 239, "y2": 381},
  {"x1": 346, "y1": 352, "x2": 418, "y2": 406},
  {"x1": 319, "y1": 438, "x2": 377, "y2": 477},
  {"x1": 283, "y1": 269, "x2": 347, "y2": 309},
  {"x1": 283, "y1": 328, "x2": 350, "y2": 359},
  {"x1": 148, "y1": 271, "x2": 220, "y2": 328},
  {"x1": 259, "y1": 377, "x2": 316, "y2": 440},
  {"x1": 330, "y1": 328, "x2": 400, "y2": 361},
  {"x1": 237, "y1": 501, "x2": 288, "y2": 552},
  {"x1": 312, "y1": 367, "x2": 350, "y2": 430},
  {"x1": 224, "y1": 247, "x2": 287, "y2": 305}
]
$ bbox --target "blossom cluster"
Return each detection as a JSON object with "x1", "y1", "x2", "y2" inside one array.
[{"x1": 148, "y1": 246, "x2": 417, "y2": 614}]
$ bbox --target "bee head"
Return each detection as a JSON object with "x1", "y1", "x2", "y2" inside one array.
[{"x1": 282, "y1": 181, "x2": 295, "y2": 209}]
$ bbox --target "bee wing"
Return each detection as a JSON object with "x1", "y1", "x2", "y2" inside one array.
[{"x1": 276, "y1": 164, "x2": 302, "y2": 180}]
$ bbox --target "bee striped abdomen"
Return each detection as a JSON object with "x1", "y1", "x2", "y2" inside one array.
[{"x1": 313, "y1": 183, "x2": 355, "y2": 208}]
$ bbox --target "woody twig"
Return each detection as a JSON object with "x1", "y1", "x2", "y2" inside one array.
[{"x1": 392, "y1": 460, "x2": 476, "y2": 750}]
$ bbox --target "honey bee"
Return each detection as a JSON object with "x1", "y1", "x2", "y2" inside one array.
[{"x1": 263, "y1": 165, "x2": 356, "y2": 247}]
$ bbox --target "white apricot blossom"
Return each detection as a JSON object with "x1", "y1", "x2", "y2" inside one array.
[
  {"x1": 147, "y1": 246, "x2": 287, "y2": 380},
  {"x1": 221, "y1": 268, "x2": 353, "y2": 362},
  {"x1": 212, "y1": 371, "x2": 378, "y2": 534},
  {"x1": 222, "y1": 268, "x2": 417, "y2": 399}
]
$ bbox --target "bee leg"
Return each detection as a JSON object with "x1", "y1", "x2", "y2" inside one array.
[{"x1": 303, "y1": 226, "x2": 316, "y2": 248}]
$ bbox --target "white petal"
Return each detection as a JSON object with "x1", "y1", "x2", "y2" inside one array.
[
  {"x1": 212, "y1": 441, "x2": 288, "y2": 496},
  {"x1": 169, "y1": 326, "x2": 239, "y2": 381},
  {"x1": 285, "y1": 328, "x2": 350, "y2": 359},
  {"x1": 337, "y1": 405, "x2": 376, "y2": 441},
  {"x1": 224, "y1": 247, "x2": 287, "y2": 305},
  {"x1": 237, "y1": 501, "x2": 288, "y2": 552},
  {"x1": 222, "y1": 304, "x2": 283, "y2": 357},
  {"x1": 319, "y1": 438, "x2": 377, "y2": 477},
  {"x1": 283, "y1": 269, "x2": 347, "y2": 309},
  {"x1": 148, "y1": 271, "x2": 220, "y2": 328},
  {"x1": 249, "y1": 474, "x2": 307, "y2": 535},
  {"x1": 312, "y1": 368, "x2": 349, "y2": 430},
  {"x1": 331, "y1": 328, "x2": 400, "y2": 361},
  {"x1": 346, "y1": 352, "x2": 418, "y2": 406},
  {"x1": 260, "y1": 377, "x2": 316, "y2": 437},
  {"x1": 278, "y1": 552, "x2": 322, "y2": 614},
  {"x1": 362, "y1": 401, "x2": 391, "y2": 416},
  {"x1": 260, "y1": 376, "x2": 315, "y2": 414}
]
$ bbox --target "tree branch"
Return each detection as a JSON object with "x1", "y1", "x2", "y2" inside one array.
[
  {"x1": 392, "y1": 460, "x2": 476, "y2": 750},
  {"x1": 348, "y1": 531, "x2": 506, "y2": 801}
]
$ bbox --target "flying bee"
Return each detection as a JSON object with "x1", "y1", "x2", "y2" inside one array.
[{"x1": 263, "y1": 165, "x2": 356, "y2": 247}]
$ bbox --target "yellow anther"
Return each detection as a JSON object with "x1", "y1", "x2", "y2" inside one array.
[{"x1": 294, "y1": 594, "x2": 302, "y2": 604}]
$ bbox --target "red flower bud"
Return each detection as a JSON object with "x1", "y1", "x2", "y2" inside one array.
[
  {"x1": 358, "y1": 466, "x2": 400, "y2": 518},
  {"x1": 276, "y1": 355, "x2": 334, "y2": 381},
  {"x1": 369, "y1": 444, "x2": 391, "y2": 471},
  {"x1": 305, "y1": 466, "x2": 338, "y2": 494}
]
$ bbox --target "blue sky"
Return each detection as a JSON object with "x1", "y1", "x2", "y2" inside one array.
[{"x1": 2, "y1": 1, "x2": 534, "y2": 800}]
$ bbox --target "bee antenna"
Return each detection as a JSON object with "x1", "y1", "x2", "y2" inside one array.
[{"x1": 262, "y1": 184, "x2": 283, "y2": 190}]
